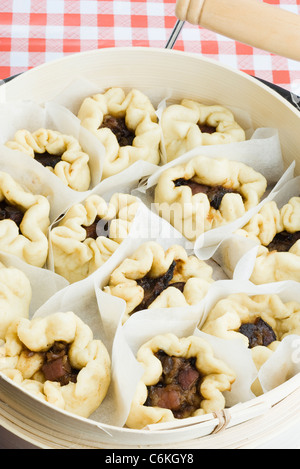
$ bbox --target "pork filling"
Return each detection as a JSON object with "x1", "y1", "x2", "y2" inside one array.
[
  {"x1": 173, "y1": 178, "x2": 241, "y2": 210},
  {"x1": 198, "y1": 123, "x2": 216, "y2": 134},
  {"x1": 41, "y1": 341, "x2": 79, "y2": 386},
  {"x1": 34, "y1": 151, "x2": 62, "y2": 169},
  {"x1": 267, "y1": 230, "x2": 300, "y2": 252},
  {"x1": 239, "y1": 317, "x2": 277, "y2": 349},
  {"x1": 132, "y1": 261, "x2": 185, "y2": 313},
  {"x1": 0, "y1": 200, "x2": 24, "y2": 227},
  {"x1": 99, "y1": 115, "x2": 135, "y2": 147},
  {"x1": 83, "y1": 216, "x2": 112, "y2": 240},
  {"x1": 145, "y1": 350, "x2": 203, "y2": 419}
]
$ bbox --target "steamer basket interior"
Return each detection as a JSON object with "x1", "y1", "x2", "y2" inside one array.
[{"x1": 1, "y1": 47, "x2": 300, "y2": 449}]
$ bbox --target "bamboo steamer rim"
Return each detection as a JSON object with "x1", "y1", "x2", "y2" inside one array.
[
  {"x1": 1, "y1": 372, "x2": 300, "y2": 449},
  {"x1": 1, "y1": 46, "x2": 300, "y2": 449},
  {"x1": 3, "y1": 46, "x2": 300, "y2": 109}
]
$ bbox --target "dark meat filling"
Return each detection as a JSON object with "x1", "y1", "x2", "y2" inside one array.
[
  {"x1": 83, "y1": 216, "x2": 112, "y2": 240},
  {"x1": 132, "y1": 261, "x2": 185, "y2": 313},
  {"x1": 267, "y1": 230, "x2": 300, "y2": 253},
  {"x1": 34, "y1": 151, "x2": 62, "y2": 169},
  {"x1": 174, "y1": 178, "x2": 241, "y2": 210},
  {"x1": 239, "y1": 317, "x2": 277, "y2": 349},
  {"x1": 99, "y1": 115, "x2": 135, "y2": 147},
  {"x1": 41, "y1": 341, "x2": 78, "y2": 386},
  {"x1": 198, "y1": 123, "x2": 217, "y2": 134},
  {"x1": 145, "y1": 350, "x2": 203, "y2": 419},
  {"x1": 0, "y1": 200, "x2": 24, "y2": 227}
]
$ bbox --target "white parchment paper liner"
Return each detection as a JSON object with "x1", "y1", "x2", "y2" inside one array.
[
  {"x1": 193, "y1": 162, "x2": 294, "y2": 261},
  {"x1": 104, "y1": 295, "x2": 258, "y2": 429},
  {"x1": 213, "y1": 175, "x2": 300, "y2": 281},
  {"x1": 198, "y1": 278, "x2": 300, "y2": 398},
  {"x1": 142, "y1": 127, "x2": 284, "y2": 187},
  {"x1": 156, "y1": 90, "x2": 257, "y2": 166},
  {"x1": 0, "y1": 104, "x2": 159, "y2": 225},
  {"x1": 135, "y1": 138, "x2": 293, "y2": 260},
  {"x1": 0, "y1": 100, "x2": 105, "y2": 221},
  {"x1": 52, "y1": 77, "x2": 176, "y2": 117},
  {"x1": 29, "y1": 273, "x2": 114, "y2": 426},
  {"x1": 0, "y1": 100, "x2": 105, "y2": 185},
  {"x1": 258, "y1": 334, "x2": 300, "y2": 393},
  {"x1": 53, "y1": 77, "x2": 167, "y2": 167},
  {"x1": 52, "y1": 77, "x2": 260, "y2": 170},
  {"x1": 51, "y1": 77, "x2": 170, "y2": 172},
  {"x1": 46, "y1": 161, "x2": 161, "y2": 275},
  {"x1": 0, "y1": 143, "x2": 85, "y2": 223},
  {"x1": 0, "y1": 251, "x2": 68, "y2": 318}
]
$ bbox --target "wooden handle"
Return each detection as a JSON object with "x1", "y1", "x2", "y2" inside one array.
[{"x1": 175, "y1": 0, "x2": 300, "y2": 61}]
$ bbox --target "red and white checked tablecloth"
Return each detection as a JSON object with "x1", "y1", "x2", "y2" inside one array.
[{"x1": 0, "y1": 0, "x2": 300, "y2": 91}]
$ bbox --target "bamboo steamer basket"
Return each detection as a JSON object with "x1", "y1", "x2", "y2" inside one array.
[{"x1": 1, "y1": 46, "x2": 300, "y2": 449}]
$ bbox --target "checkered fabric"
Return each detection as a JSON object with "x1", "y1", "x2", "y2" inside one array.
[{"x1": 0, "y1": 0, "x2": 300, "y2": 91}]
